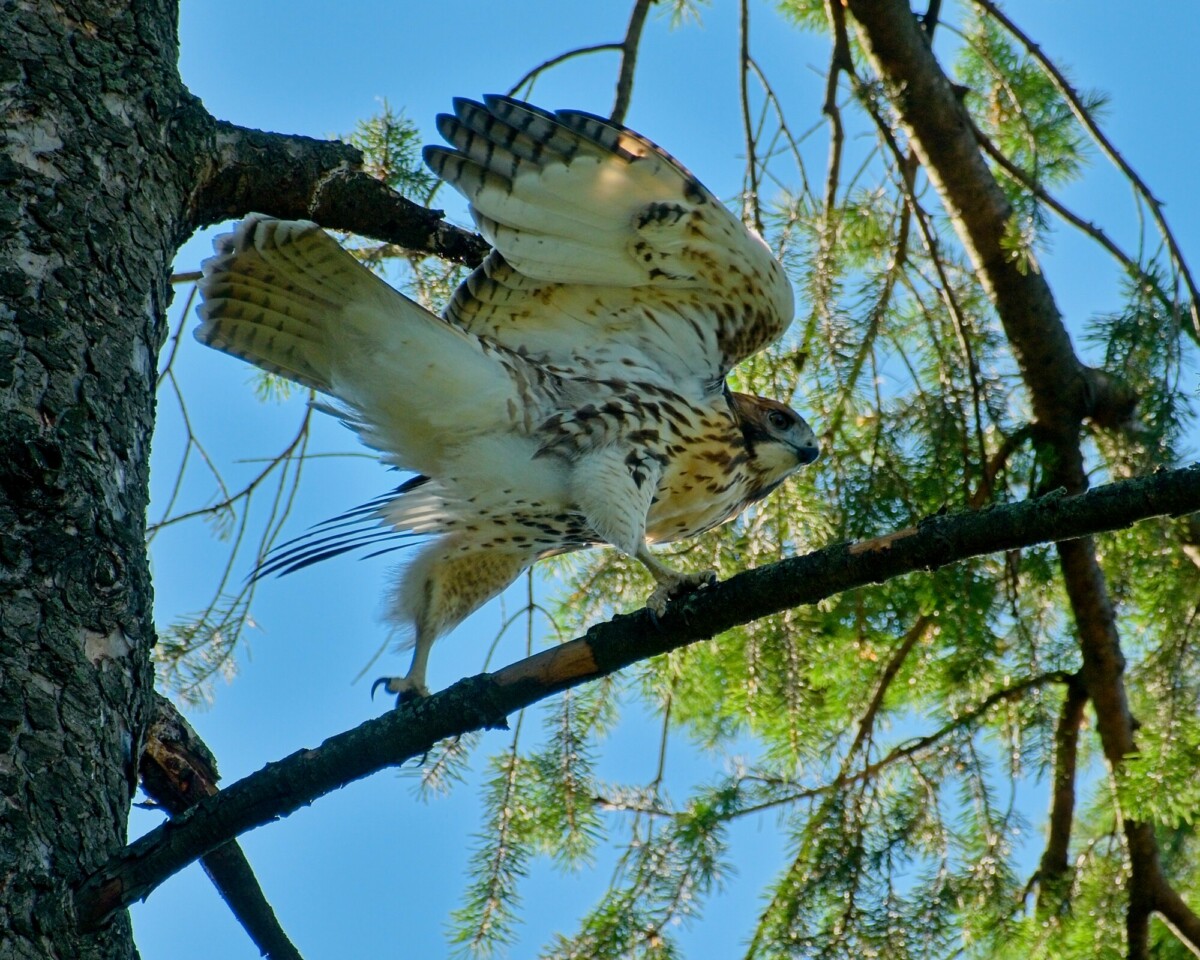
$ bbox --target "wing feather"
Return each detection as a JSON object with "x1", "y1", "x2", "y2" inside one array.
[{"x1": 428, "y1": 96, "x2": 794, "y2": 391}]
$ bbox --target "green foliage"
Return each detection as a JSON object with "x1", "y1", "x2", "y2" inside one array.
[
  {"x1": 434, "y1": 4, "x2": 1200, "y2": 954},
  {"x1": 155, "y1": 593, "x2": 254, "y2": 706},
  {"x1": 958, "y1": 14, "x2": 1100, "y2": 193},
  {"x1": 345, "y1": 99, "x2": 437, "y2": 200}
]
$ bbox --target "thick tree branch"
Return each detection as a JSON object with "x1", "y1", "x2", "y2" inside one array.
[
  {"x1": 843, "y1": 3, "x2": 1199, "y2": 954},
  {"x1": 139, "y1": 696, "x2": 303, "y2": 960},
  {"x1": 75, "y1": 464, "x2": 1200, "y2": 930},
  {"x1": 842, "y1": 0, "x2": 1130, "y2": 439},
  {"x1": 184, "y1": 107, "x2": 488, "y2": 266}
]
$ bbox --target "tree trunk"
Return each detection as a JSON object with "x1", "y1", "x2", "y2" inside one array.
[
  {"x1": 1, "y1": 2, "x2": 192, "y2": 956},
  {"x1": 1, "y1": 2, "x2": 481, "y2": 953}
]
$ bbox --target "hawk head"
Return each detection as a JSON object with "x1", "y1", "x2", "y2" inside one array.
[{"x1": 729, "y1": 392, "x2": 820, "y2": 502}]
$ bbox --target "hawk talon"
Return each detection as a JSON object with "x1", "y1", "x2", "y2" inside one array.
[
  {"x1": 371, "y1": 675, "x2": 430, "y2": 708},
  {"x1": 645, "y1": 568, "x2": 718, "y2": 618}
]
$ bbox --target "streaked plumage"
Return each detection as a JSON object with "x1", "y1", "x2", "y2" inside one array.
[{"x1": 196, "y1": 96, "x2": 819, "y2": 701}]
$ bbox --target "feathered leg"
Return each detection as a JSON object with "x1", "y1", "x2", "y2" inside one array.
[{"x1": 374, "y1": 535, "x2": 534, "y2": 704}]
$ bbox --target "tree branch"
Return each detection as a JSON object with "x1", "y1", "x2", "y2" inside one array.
[
  {"x1": 139, "y1": 696, "x2": 303, "y2": 960},
  {"x1": 736, "y1": 0, "x2": 765, "y2": 235},
  {"x1": 507, "y1": 43, "x2": 624, "y2": 99},
  {"x1": 842, "y1": 4, "x2": 1200, "y2": 954},
  {"x1": 1035, "y1": 672, "x2": 1086, "y2": 913},
  {"x1": 845, "y1": 614, "x2": 933, "y2": 762},
  {"x1": 611, "y1": 0, "x2": 654, "y2": 125},
  {"x1": 842, "y1": 0, "x2": 1129, "y2": 440},
  {"x1": 75, "y1": 463, "x2": 1200, "y2": 930},
  {"x1": 969, "y1": 0, "x2": 1200, "y2": 344},
  {"x1": 185, "y1": 111, "x2": 488, "y2": 266}
]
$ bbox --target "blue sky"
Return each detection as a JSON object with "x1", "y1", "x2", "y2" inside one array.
[{"x1": 133, "y1": 2, "x2": 1200, "y2": 957}]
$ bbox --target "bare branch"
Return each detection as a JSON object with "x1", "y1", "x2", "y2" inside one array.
[
  {"x1": 970, "y1": 0, "x2": 1200, "y2": 343},
  {"x1": 1034, "y1": 673, "x2": 1086, "y2": 913},
  {"x1": 821, "y1": 0, "x2": 852, "y2": 216},
  {"x1": 738, "y1": 0, "x2": 763, "y2": 234},
  {"x1": 507, "y1": 43, "x2": 623, "y2": 99},
  {"x1": 611, "y1": 0, "x2": 654, "y2": 124},
  {"x1": 75, "y1": 463, "x2": 1200, "y2": 929},
  {"x1": 139, "y1": 696, "x2": 303, "y2": 960}
]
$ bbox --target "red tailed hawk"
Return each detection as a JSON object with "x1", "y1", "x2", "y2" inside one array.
[{"x1": 196, "y1": 96, "x2": 818, "y2": 702}]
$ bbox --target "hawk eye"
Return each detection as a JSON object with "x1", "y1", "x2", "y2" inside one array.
[{"x1": 767, "y1": 409, "x2": 792, "y2": 430}]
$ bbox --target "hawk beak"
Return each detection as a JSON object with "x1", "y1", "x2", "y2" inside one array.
[{"x1": 795, "y1": 441, "x2": 820, "y2": 465}]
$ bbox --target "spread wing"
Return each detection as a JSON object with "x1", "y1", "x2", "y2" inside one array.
[{"x1": 424, "y1": 95, "x2": 794, "y2": 398}]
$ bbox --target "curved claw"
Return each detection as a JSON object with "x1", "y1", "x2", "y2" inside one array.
[
  {"x1": 371, "y1": 675, "x2": 431, "y2": 708},
  {"x1": 370, "y1": 676, "x2": 392, "y2": 701}
]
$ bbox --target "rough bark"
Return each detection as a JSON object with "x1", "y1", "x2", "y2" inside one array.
[{"x1": 0, "y1": 2, "x2": 192, "y2": 957}]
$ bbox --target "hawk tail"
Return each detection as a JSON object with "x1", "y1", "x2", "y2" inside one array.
[{"x1": 196, "y1": 215, "x2": 379, "y2": 391}]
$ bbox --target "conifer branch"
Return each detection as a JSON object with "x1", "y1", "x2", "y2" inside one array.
[
  {"x1": 969, "y1": 0, "x2": 1200, "y2": 343},
  {"x1": 843, "y1": 2, "x2": 1200, "y2": 953}
]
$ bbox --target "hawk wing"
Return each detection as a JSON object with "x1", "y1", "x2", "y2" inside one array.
[{"x1": 424, "y1": 96, "x2": 794, "y2": 397}]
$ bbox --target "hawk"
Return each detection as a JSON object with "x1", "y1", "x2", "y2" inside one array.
[{"x1": 196, "y1": 95, "x2": 819, "y2": 702}]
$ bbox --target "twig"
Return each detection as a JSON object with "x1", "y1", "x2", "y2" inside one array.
[
  {"x1": 611, "y1": 0, "x2": 654, "y2": 125},
  {"x1": 968, "y1": 423, "x2": 1033, "y2": 508},
  {"x1": 506, "y1": 43, "x2": 622, "y2": 99},
  {"x1": 970, "y1": 0, "x2": 1200, "y2": 342},
  {"x1": 739, "y1": 667, "x2": 1064, "y2": 820},
  {"x1": 738, "y1": 0, "x2": 763, "y2": 234},
  {"x1": 971, "y1": 118, "x2": 1184, "y2": 318},
  {"x1": 845, "y1": 614, "x2": 934, "y2": 762},
  {"x1": 821, "y1": 0, "x2": 852, "y2": 215}
]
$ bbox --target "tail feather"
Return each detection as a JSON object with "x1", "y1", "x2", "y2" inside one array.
[{"x1": 195, "y1": 214, "x2": 537, "y2": 476}]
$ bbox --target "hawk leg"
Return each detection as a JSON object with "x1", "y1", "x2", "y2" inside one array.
[
  {"x1": 636, "y1": 545, "x2": 717, "y2": 618},
  {"x1": 373, "y1": 535, "x2": 535, "y2": 706},
  {"x1": 371, "y1": 634, "x2": 433, "y2": 706}
]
